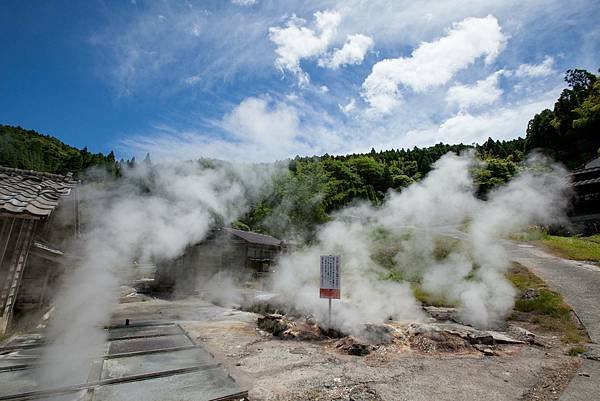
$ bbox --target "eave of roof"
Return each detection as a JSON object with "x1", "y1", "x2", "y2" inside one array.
[
  {"x1": 0, "y1": 166, "x2": 77, "y2": 218},
  {"x1": 223, "y1": 227, "x2": 281, "y2": 246}
]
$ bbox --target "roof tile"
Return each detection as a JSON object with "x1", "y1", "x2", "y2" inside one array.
[
  {"x1": 0, "y1": 166, "x2": 76, "y2": 218},
  {"x1": 223, "y1": 227, "x2": 281, "y2": 246}
]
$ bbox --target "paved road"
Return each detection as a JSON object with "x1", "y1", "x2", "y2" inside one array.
[{"x1": 507, "y1": 242, "x2": 600, "y2": 401}]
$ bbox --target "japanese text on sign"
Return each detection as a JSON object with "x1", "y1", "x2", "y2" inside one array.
[{"x1": 320, "y1": 255, "x2": 341, "y2": 299}]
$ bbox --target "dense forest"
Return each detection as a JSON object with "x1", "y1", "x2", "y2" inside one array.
[
  {"x1": 1, "y1": 69, "x2": 598, "y2": 239},
  {"x1": 0, "y1": 125, "x2": 118, "y2": 176}
]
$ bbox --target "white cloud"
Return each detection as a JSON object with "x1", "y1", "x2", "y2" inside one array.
[
  {"x1": 446, "y1": 70, "x2": 504, "y2": 110},
  {"x1": 318, "y1": 33, "x2": 374, "y2": 69},
  {"x1": 319, "y1": 85, "x2": 329, "y2": 93},
  {"x1": 339, "y1": 98, "x2": 357, "y2": 114},
  {"x1": 221, "y1": 97, "x2": 299, "y2": 146},
  {"x1": 515, "y1": 56, "x2": 555, "y2": 78},
  {"x1": 362, "y1": 15, "x2": 506, "y2": 114},
  {"x1": 183, "y1": 75, "x2": 201, "y2": 86},
  {"x1": 406, "y1": 88, "x2": 560, "y2": 146},
  {"x1": 231, "y1": 0, "x2": 257, "y2": 5},
  {"x1": 121, "y1": 98, "x2": 304, "y2": 162},
  {"x1": 268, "y1": 10, "x2": 341, "y2": 86}
]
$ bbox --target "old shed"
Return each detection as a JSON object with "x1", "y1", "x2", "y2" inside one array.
[
  {"x1": 570, "y1": 157, "x2": 600, "y2": 233},
  {"x1": 154, "y1": 227, "x2": 282, "y2": 294},
  {"x1": 0, "y1": 166, "x2": 77, "y2": 333}
]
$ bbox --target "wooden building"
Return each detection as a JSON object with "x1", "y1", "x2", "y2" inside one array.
[
  {"x1": 154, "y1": 227, "x2": 282, "y2": 294},
  {"x1": 569, "y1": 157, "x2": 600, "y2": 234},
  {"x1": 0, "y1": 166, "x2": 77, "y2": 333}
]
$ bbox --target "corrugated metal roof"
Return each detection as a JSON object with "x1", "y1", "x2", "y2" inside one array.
[
  {"x1": 223, "y1": 227, "x2": 281, "y2": 246},
  {"x1": 0, "y1": 166, "x2": 76, "y2": 218}
]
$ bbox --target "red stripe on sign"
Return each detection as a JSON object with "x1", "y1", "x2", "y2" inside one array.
[{"x1": 320, "y1": 288, "x2": 341, "y2": 299}]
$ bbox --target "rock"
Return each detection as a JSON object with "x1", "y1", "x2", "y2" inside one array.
[
  {"x1": 583, "y1": 344, "x2": 600, "y2": 361},
  {"x1": 521, "y1": 288, "x2": 538, "y2": 300},
  {"x1": 485, "y1": 331, "x2": 526, "y2": 345},
  {"x1": 349, "y1": 385, "x2": 382, "y2": 401},
  {"x1": 361, "y1": 323, "x2": 395, "y2": 345},
  {"x1": 509, "y1": 326, "x2": 548, "y2": 346},
  {"x1": 280, "y1": 322, "x2": 323, "y2": 341},
  {"x1": 257, "y1": 314, "x2": 289, "y2": 336},
  {"x1": 407, "y1": 322, "x2": 439, "y2": 336},
  {"x1": 474, "y1": 344, "x2": 497, "y2": 356},
  {"x1": 258, "y1": 314, "x2": 328, "y2": 340},
  {"x1": 469, "y1": 334, "x2": 495, "y2": 345},
  {"x1": 423, "y1": 306, "x2": 458, "y2": 321},
  {"x1": 435, "y1": 323, "x2": 525, "y2": 345},
  {"x1": 482, "y1": 348, "x2": 496, "y2": 356},
  {"x1": 320, "y1": 326, "x2": 346, "y2": 339},
  {"x1": 335, "y1": 337, "x2": 373, "y2": 356},
  {"x1": 406, "y1": 322, "x2": 524, "y2": 352}
]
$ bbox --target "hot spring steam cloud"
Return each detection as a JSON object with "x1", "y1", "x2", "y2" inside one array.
[
  {"x1": 37, "y1": 161, "x2": 277, "y2": 388},
  {"x1": 37, "y1": 151, "x2": 569, "y2": 387},
  {"x1": 271, "y1": 152, "x2": 570, "y2": 332}
]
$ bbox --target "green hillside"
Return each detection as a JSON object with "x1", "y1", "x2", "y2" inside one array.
[{"x1": 0, "y1": 125, "x2": 117, "y2": 176}]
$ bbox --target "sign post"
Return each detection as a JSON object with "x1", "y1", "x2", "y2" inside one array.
[{"x1": 320, "y1": 255, "x2": 341, "y2": 327}]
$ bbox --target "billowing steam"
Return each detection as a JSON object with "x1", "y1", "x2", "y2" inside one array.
[
  {"x1": 37, "y1": 161, "x2": 277, "y2": 388},
  {"x1": 271, "y1": 152, "x2": 570, "y2": 331},
  {"x1": 37, "y1": 151, "x2": 569, "y2": 387}
]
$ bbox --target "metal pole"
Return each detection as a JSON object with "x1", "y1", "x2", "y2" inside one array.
[{"x1": 328, "y1": 298, "x2": 332, "y2": 328}]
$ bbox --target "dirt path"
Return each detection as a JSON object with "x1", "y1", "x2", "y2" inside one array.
[{"x1": 507, "y1": 241, "x2": 600, "y2": 401}]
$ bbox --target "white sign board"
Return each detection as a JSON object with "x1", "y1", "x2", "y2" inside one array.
[{"x1": 320, "y1": 255, "x2": 341, "y2": 299}]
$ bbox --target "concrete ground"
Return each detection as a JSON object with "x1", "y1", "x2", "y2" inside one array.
[
  {"x1": 113, "y1": 297, "x2": 574, "y2": 401},
  {"x1": 2, "y1": 239, "x2": 595, "y2": 401},
  {"x1": 507, "y1": 242, "x2": 600, "y2": 401}
]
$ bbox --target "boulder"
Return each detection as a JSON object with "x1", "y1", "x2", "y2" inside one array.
[{"x1": 361, "y1": 323, "x2": 395, "y2": 345}]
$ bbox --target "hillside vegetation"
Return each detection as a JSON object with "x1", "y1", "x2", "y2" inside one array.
[{"x1": 0, "y1": 125, "x2": 117, "y2": 176}]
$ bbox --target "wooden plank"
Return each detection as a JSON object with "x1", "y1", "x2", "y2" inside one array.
[
  {"x1": 0, "y1": 214, "x2": 40, "y2": 221},
  {"x1": 2, "y1": 221, "x2": 35, "y2": 319},
  {"x1": 0, "y1": 220, "x2": 35, "y2": 333}
]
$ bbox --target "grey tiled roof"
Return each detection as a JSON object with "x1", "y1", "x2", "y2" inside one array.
[
  {"x1": 0, "y1": 166, "x2": 76, "y2": 218},
  {"x1": 224, "y1": 227, "x2": 281, "y2": 246},
  {"x1": 573, "y1": 177, "x2": 600, "y2": 186}
]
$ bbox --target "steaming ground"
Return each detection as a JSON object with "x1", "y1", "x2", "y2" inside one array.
[
  {"x1": 271, "y1": 152, "x2": 570, "y2": 332},
  {"x1": 37, "y1": 161, "x2": 278, "y2": 388},
  {"x1": 36, "y1": 151, "x2": 569, "y2": 389}
]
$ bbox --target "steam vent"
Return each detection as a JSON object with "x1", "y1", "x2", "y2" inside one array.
[{"x1": 0, "y1": 166, "x2": 77, "y2": 333}]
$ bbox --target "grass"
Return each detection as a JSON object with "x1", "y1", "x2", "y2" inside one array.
[
  {"x1": 512, "y1": 228, "x2": 600, "y2": 263},
  {"x1": 567, "y1": 345, "x2": 586, "y2": 356},
  {"x1": 538, "y1": 234, "x2": 600, "y2": 263},
  {"x1": 507, "y1": 262, "x2": 588, "y2": 344},
  {"x1": 411, "y1": 283, "x2": 454, "y2": 307}
]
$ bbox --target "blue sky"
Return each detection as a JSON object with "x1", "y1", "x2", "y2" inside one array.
[{"x1": 0, "y1": 0, "x2": 598, "y2": 161}]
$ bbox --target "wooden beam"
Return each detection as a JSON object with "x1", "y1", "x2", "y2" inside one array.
[{"x1": 0, "y1": 213, "x2": 40, "y2": 221}]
